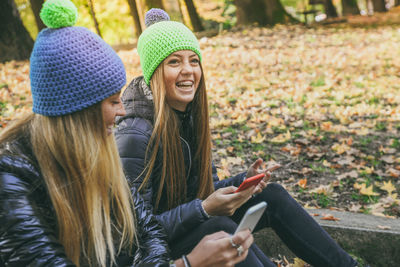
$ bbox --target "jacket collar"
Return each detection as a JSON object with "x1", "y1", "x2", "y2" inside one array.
[
  {"x1": 173, "y1": 103, "x2": 192, "y2": 122},
  {"x1": 116, "y1": 76, "x2": 154, "y2": 123}
]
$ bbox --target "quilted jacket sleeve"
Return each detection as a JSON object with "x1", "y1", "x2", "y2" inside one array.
[
  {"x1": 115, "y1": 118, "x2": 209, "y2": 242},
  {"x1": 0, "y1": 166, "x2": 75, "y2": 266},
  {"x1": 131, "y1": 187, "x2": 171, "y2": 265}
]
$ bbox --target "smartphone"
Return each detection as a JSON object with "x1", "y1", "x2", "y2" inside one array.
[
  {"x1": 234, "y1": 173, "x2": 265, "y2": 193},
  {"x1": 234, "y1": 201, "x2": 267, "y2": 234}
]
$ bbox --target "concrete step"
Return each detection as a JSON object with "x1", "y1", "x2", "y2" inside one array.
[{"x1": 253, "y1": 208, "x2": 400, "y2": 267}]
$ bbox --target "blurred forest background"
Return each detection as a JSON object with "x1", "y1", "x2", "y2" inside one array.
[
  {"x1": 4, "y1": 0, "x2": 400, "y2": 58},
  {"x1": 1, "y1": 0, "x2": 400, "y2": 242}
]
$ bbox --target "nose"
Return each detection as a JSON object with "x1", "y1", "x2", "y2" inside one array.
[
  {"x1": 117, "y1": 102, "x2": 126, "y2": 117},
  {"x1": 181, "y1": 61, "x2": 193, "y2": 75}
]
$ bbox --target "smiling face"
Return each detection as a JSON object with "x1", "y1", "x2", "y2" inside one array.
[
  {"x1": 162, "y1": 50, "x2": 202, "y2": 111},
  {"x1": 101, "y1": 92, "x2": 126, "y2": 135}
]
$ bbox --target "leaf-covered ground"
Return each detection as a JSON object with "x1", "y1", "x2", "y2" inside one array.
[
  {"x1": 201, "y1": 24, "x2": 400, "y2": 220},
  {"x1": 1, "y1": 23, "x2": 399, "y2": 222}
]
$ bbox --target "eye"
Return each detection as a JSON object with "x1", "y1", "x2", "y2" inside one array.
[
  {"x1": 111, "y1": 98, "x2": 121, "y2": 105},
  {"x1": 167, "y1": 59, "x2": 179, "y2": 65},
  {"x1": 191, "y1": 58, "x2": 200, "y2": 64}
]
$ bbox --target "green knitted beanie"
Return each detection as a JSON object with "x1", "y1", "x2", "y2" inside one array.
[{"x1": 137, "y1": 18, "x2": 202, "y2": 85}]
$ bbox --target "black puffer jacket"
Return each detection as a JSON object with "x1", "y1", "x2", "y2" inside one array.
[
  {"x1": 0, "y1": 134, "x2": 171, "y2": 266},
  {"x1": 115, "y1": 76, "x2": 246, "y2": 243}
]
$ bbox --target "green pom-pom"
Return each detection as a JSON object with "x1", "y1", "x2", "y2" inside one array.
[{"x1": 40, "y1": 0, "x2": 78, "y2": 29}]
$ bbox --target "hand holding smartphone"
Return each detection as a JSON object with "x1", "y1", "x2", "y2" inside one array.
[
  {"x1": 234, "y1": 173, "x2": 265, "y2": 193},
  {"x1": 234, "y1": 201, "x2": 267, "y2": 234}
]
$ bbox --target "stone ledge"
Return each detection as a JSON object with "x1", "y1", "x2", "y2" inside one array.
[{"x1": 253, "y1": 209, "x2": 400, "y2": 267}]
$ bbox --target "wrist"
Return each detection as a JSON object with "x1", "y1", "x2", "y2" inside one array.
[
  {"x1": 173, "y1": 258, "x2": 185, "y2": 267},
  {"x1": 186, "y1": 253, "x2": 197, "y2": 267},
  {"x1": 182, "y1": 254, "x2": 192, "y2": 267},
  {"x1": 201, "y1": 200, "x2": 212, "y2": 218}
]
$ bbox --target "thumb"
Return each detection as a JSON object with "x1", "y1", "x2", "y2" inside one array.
[
  {"x1": 218, "y1": 186, "x2": 237, "y2": 194},
  {"x1": 251, "y1": 158, "x2": 264, "y2": 170}
]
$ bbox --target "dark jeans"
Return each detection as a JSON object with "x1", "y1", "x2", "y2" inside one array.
[{"x1": 170, "y1": 183, "x2": 357, "y2": 267}]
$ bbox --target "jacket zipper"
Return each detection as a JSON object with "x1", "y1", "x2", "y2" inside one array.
[{"x1": 180, "y1": 136, "x2": 192, "y2": 179}]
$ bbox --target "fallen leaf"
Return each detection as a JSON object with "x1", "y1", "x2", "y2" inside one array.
[
  {"x1": 270, "y1": 130, "x2": 291, "y2": 143},
  {"x1": 369, "y1": 203, "x2": 386, "y2": 217},
  {"x1": 321, "y1": 214, "x2": 340, "y2": 221},
  {"x1": 226, "y1": 156, "x2": 243, "y2": 166},
  {"x1": 251, "y1": 132, "x2": 266, "y2": 144},
  {"x1": 301, "y1": 167, "x2": 313, "y2": 175},
  {"x1": 387, "y1": 168, "x2": 400, "y2": 178},
  {"x1": 359, "y1": 184, "x2": 380, "y2": 196},
  {"x1": 298, "y1": 178, "x2": 307, "y2": 189},
  {"x1": 331, "y1": 142, "x2": 350, "y2": 155},
  {"x1": 346, "y1": 137, "x2": 353, "y2": 146},
  {"x1": 281, "y1": 144, "x2": 302, "y2": 156},
  {"x1": 322, "y1": 160, "x2": 331, "y2": 167},
  {"x1": 338, "y1": 170, "x2": 358, "y2": 180},
  {"x1": 294, "y1": 138, "x2": 310, "y2": 146},
  {"x1": 217, "y1": 148, "x2": 227, "y2": 156},
  {"x1": 360, "y1": 166, "x2": 374, "y2": 175},
  {"x1": 309, "y1": 184, "x2": 333, "y2": 195},
  {"x1": 337, "y1": 156, "x2": 355, "y2": 165},
  {"x1": 349, "y1": 204, "x2": 362, "y2": 212},
  {"x1": 381, "y1": 155, "x2": 395, "y2": 164},
  {"x1": 226, "y1": 146, "x2": 234, "y2": 153},
  {"x1": 380, "y1": 181, "x2": 396, "y2": 194},
  {"x1": 321, "y1": 121, "x2": 332, "y2": 131}
]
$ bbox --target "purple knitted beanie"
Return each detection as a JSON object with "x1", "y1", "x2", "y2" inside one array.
[{"x1": 30, "y1": 0, "x2": 126, "y2": 116}]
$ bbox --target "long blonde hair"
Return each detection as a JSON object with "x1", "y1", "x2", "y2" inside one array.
[
  {"x1": 139, "y1": 64, "x2": 214, "y2": 211},
  {"x1": 1, "y1": 104, "x2": 137, "y2": 266}
]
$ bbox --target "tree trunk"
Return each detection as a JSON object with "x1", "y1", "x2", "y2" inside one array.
[
  {"x1": 30, "y1": 0, "x2": 46, "y2": 32},
  {"x1": 87, "y1": 0, "x2": 102, "y2": 38},
  {"x1": 264, "y1": 0, "x2": 296, "y2": 25},
  {"x1": 0, "y1": 0, "x2": 34, "y2": 62},
  {"x1": 183, "y1": 0, "x2": 204, "y2": 31},
  {"x1": 235, "y1": 0, "x2": 296, "y2": 26},
  {"x1": 235, "y1": 0, "x2": 266, "y2": 25},
  {"x1": 143, "y1": 0, "x2": 165, "y2": 11},
  {"x1": 323, "y1": 0, "x2": 338, "y2": 17},
  {"x1": 127, "y1": 0, "x2": 142, "y2": 36},
  {"x1": 177, "y1": 0, "x2": 189, "y2": 26},
  {"x1": 341, "y1": 0, "x2": 360, "y2": 15},
  {"x1": 371, "y1": 0, "x2": 387, "y2": 12},
  {"x1": 395, "y1": 0, "x2": 400, "y2": 6}
]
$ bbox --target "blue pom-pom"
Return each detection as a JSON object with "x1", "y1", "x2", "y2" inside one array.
[{"x1": 144, "y1": 8, "x2": 170, "y2": 27}]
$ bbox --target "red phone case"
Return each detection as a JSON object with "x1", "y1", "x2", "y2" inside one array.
[{"x1": 234, "y1": 173, "x2": 265, "y2": 193}]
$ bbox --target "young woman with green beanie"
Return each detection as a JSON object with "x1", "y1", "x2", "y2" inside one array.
[
  {"x1": 115, "y1": 8, "x2": 358, "y2": 267},
  {"x1": 0, "y1": 1, "x2": 253, "y2": 266}
]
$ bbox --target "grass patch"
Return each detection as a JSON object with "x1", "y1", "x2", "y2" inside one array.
[
  {"x1": 390, "y1": 138, "x2": 400, "y2": 149},
  {"x1": 375, "y1": 122, "x2": 387, "y2": 131},
  {"x1": 367, "y1": 96, "x2": 380, "y2": 105},
  {"x1": 312, "y1": 193, "x2": 332, "y2": 208},
  {"x1": 358, "y1": 136, "x2": 375, "y2": 146},
  {"x1": 310, "y1": 76, "x2": 326, "y2": 87},
  {"x1": 310, "y1": 164, "x2": 334, "y2": 174}
]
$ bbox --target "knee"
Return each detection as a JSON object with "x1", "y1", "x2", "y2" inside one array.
[
  {"x1": 205, "y1": 216, "x2": 237, "y2": 234},
  {"x1": 263, "y1": 183, "x2": 292, "y2": 208},
  {"x1": 265, "y1": 182, "x2": 287, "y2": 194}
]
